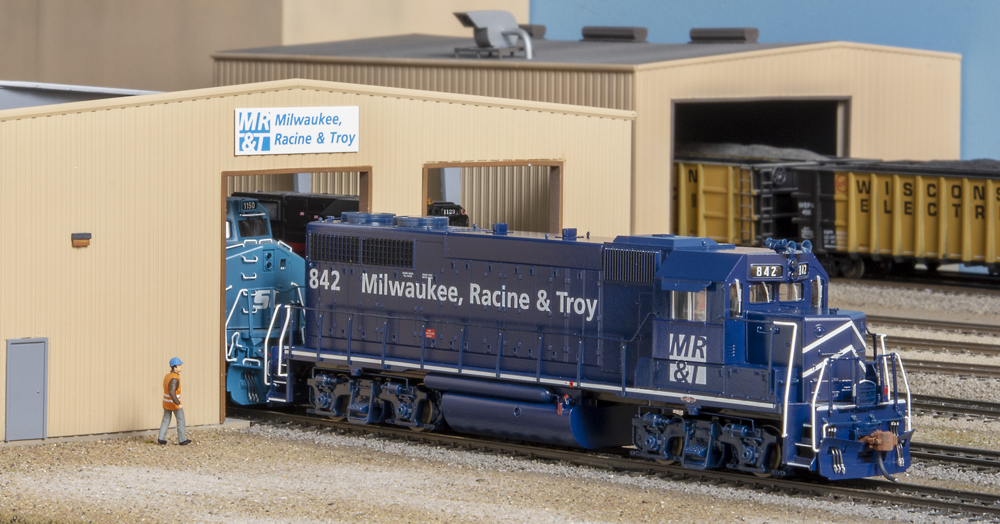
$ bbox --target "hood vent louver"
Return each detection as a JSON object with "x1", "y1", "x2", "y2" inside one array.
[
  {"x1": 689, "y1": 28, "x2": 759, "y2": 44},
  {"x1": 581, "y1": 26, "x2": 647, "y2": 43}
]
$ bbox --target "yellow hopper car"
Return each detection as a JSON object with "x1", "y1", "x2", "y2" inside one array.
[{"x1": 674, "y1": 157, "x2": 1000, "y2": 278}]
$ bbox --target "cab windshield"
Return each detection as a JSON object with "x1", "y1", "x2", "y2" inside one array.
[{"x1": 237, "y1": 217, "x2": 270, "y2": 238}]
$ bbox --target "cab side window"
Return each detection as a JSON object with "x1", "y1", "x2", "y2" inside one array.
[
  {"x1": 729, "y1": 281, "x2": 743, "y2": 316},
  {"x1": 671, "y1": 290, "x2": 707, "y2": 322}
]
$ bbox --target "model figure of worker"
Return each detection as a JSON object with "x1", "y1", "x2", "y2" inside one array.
[{"x1": 158, "y1": 357, "x2": 191, "y2": 445}]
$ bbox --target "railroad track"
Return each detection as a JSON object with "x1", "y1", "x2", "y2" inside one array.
[
  {"x1": 904, "y1": 359, "x2": 1000, "y2": 378},
  {"x1": 229, "y1": 406, "x2": 1000, "y2": 520},
  {"x1": 912, "y1": 442, "x2": 1000, "y2": 470},
  {"x1": 912, "y1": 394, "x2": 1000, "y2": 419},
  {"x1": 868, "y1": 315, "x2": 1000, "y2": 338},
  {"x1": 884, "y1": 337, "x2": 1000, "y2": 356}
]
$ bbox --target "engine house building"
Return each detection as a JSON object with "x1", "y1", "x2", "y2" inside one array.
[
  {"x1": 0, "y1": 79, "x2": 632, "y2": 440},
  {"x1": 213, "y1": 29, "x2": 962, "y2": 234}
]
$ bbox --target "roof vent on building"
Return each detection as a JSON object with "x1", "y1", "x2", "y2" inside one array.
[
  {"x1": 454, "y1": 11, "x2": 534, "y2": 59},
  {"x1": 689, "y1": 28, "x2": 759, "y2": 44},
  {"x1": 581, "y1": 26, "x2": 648, "y2": 43},
  {"x1": 519, "y1": 24, "x2": 546, "y2": 39}
]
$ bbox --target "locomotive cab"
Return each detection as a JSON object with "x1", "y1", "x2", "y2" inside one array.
[
  {"x1": 224, "y1": 197, "x2": 306, "y2": 405},
  {"x1": 636, "y1": 237, "x2": 912, "y2": 480}
]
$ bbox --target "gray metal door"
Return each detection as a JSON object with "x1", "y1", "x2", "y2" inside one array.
[{"x1": 6, "y1": 338, "x2": 47, "y2": 441}]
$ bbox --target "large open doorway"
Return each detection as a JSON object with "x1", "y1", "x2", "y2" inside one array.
[
  {"x1": 673, "y1": 98, "x2": 849, "y2": 157},
  {"x1": 217, "y1": 167, "x2": 371, "y2": 420},
  {"x1": 422, "y1": 161, "x2": 563, "y2": 234}
]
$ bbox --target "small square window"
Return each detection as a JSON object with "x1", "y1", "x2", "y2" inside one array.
[{"x1": 749, "y1": 283, "x2": 774, "y2": 304}]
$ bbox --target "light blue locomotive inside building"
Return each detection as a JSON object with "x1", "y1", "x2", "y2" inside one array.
[
  {"x1": 267, "y1": 213, "x2": 912, "y2": 480},
  {"x1": 224, "y1": 197, "x2": 305, "y2": 405}
]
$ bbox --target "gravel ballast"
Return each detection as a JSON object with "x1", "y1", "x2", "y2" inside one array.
[{"x1": 0, "y1": 424, "x2": 980, "y2": 524}]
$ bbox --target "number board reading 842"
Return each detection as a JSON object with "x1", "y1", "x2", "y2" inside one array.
[{"x1": 749, "y1": 263, "x2": 809, "y2": 279}]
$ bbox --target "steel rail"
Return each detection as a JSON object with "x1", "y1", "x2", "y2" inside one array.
[
  {"x1": 911, "y1": 442, "x2": 1000, "y2": 469},
  {"x1": 867, "y1": 315, "x2": 1000, "y2": 338},
  {"x1": 229, "y1": 407, "x2": 1000, "y2": 519},
  {"x1": 911, "y1": 394, "x2": 1000, "y2": 418},
  {"x1": 903, "y1": 359, "x2": 1000, "y2": 378},
  {"x1": 882, "y1": 336, "x2": 1000, "y2": 356}
]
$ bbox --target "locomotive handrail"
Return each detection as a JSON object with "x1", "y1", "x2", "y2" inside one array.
[
  {"x1": 225, "y1": 332, "x2": 241, "y2": 363},
  {"x1": 275, "y1": 304, "x2": 293, "y2": 379},
  {"x1": 225, "y1": 289, "x2": 248, "y2": 333},
  {"x1": 292, "y1": 282, "x2": 305, "y2": 343},
  {"x1": 876, "y1": 352, "x2": 912, "y2": 431},
  {"x1": 627, "y1": 312, "x2": 656, "y2": 344},
  {"x1": 809, "y1": 359, "x2": 828, "y2": 452},
  {"x1": 278, "y1": 304, "x2": 631, "y2": 346},
  {"x1": 775, "y1": 320, "x2": 799, "y2": 438},
  {"x1": 268, "y1": 303, "x2": 632, "y2": 391},
  {"x1": 261, "y1": 306, "x2": 284, "y2": 387},
  {"x1": 807, "y1": 351, "x2": 865, "y2": 452},
  {"x1": 241, "y1": 256, "x2": 259, "y2": 263}
]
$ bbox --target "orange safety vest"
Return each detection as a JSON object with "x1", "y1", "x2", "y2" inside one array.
[{"x1": 162, "y1": 371, "x2": 182, "y2": 410}]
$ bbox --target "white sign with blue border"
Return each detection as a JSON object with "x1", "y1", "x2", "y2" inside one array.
[{"x1": 235, "y1": 106, "x2": 359, "y2": 155}]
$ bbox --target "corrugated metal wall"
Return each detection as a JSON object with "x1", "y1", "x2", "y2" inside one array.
[
  {"x1": 461, "y1": 165, "x2": 550, "y2": 232},
  {"x1": 226, "y1": 172, "x2": 360, "y2": 195},
  {"x1": 0, "y1": 79, "x2": 633, "y2": 439},
  {"x1": 214, "y1": 60, "x2": 635, "y2": 111},
  {"x1": 311, "y1": 172, "x2": 360, "y2": 195},
  {"x1": 633, "y1": 43, "x2": 961, "y2": 234}
]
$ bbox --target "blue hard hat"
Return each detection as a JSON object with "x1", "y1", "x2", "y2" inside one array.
[{"x1": 169, "y1": 357, "x2": 184, "y2": 367}]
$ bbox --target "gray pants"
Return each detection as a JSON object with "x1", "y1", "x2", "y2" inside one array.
[{"x1": 158, "y1": 408, "x2": 186, "y2": 442}]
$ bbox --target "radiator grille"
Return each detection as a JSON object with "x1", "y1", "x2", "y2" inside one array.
[
  {"x1": 309, "y1": 234, "x2": 360, "y2": 263},
  {"x1": 309, "y1": 234, "x2": 414, "y2": 268},
  {"x1": 362, "y1": 238, "x2": 414, "y2": 268},
  {"x1": 603, "y1": 248, "x2": 657, "y2": 284}
]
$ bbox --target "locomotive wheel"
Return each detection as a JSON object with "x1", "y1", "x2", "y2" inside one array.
[
  {"x1": 408, "y1": 399, "x2": 444, "y2": 432},
  {"x1": 655, "y1": 437, "x2": 684, "y2": 466},
  {"x1": 839, "y1": 258, "x2": 865, "y2": 279},
  {"x1": 753, "y1": 426, "x2": 783, "y2": 478}
]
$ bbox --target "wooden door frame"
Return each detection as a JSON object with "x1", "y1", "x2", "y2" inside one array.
[
  {"x1": 421, "y1": 160, "x2": 563, "y2": 234},
  {"x1": 216, "y1": 166, "x2": 371, "y2": 422}
]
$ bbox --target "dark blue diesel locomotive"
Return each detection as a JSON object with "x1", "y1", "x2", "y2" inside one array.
[
  {"x1": 224, "y1": 197, "x2": 305, "y2": 405},
  {"x1": 266, "y1": 213, "x2": 913, "y2": 480}
]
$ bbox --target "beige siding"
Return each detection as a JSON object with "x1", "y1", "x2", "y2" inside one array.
[
  {"x1": 214, "y1": 60, "x2": 636, "y2": 111},
  {"x1": 0, "y1": 0, "x2": 283, "y2": 91},
  {"x1": 633, "y1": 43, "x2": 961, "y2": 234},
  {"x1": 0, "y1": 79, "x2": 633, "y2": 439},
  {"x1": 281, "y1": 1, "x2": 528, "y2": 46},
  {"x1": 461, "y1": 165, "x2": 551, "y2": 232},
  {"x1": 0, "y1": 0, "x2": 526, "y2": 91}
]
